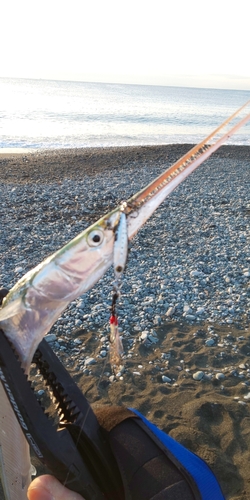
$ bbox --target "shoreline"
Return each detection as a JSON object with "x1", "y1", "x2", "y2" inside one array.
[
  {"x1": 0, "y1": 148, "x2": 35, "y2": 160},
  {"x1": 1, "y1": 143, "x2": 250, "y2": 185}
]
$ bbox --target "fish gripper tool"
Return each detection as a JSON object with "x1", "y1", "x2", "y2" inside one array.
[{"x1": 0, "y1": 328, "x2": 124, "y2": 500}]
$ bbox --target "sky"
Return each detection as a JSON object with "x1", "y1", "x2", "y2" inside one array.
[{"x1": 1, "y1": 0, "x2": 250, "y2": 90}]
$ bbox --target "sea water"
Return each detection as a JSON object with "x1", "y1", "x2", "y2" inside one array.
[{"x1": 0, "y1": 77, "x2": 249, "y2": 149}]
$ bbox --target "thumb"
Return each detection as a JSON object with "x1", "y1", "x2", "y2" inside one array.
[{"x1": 27, "y1": 474, "x2": 85, "y2": 500}]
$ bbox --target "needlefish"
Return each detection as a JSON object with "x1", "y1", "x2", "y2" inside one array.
[{"x1": 0, "y1": 102, "x2": 250, "y2": 500}]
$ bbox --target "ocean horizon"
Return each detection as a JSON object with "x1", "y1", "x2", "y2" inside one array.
[{"x1": 0, "y1": 77, "x2": 250, "y2": 150}]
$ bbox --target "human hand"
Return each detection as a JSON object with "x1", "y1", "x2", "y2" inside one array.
[{"x1": 27, "y1": 475, "x2": 85, "y2": 500}]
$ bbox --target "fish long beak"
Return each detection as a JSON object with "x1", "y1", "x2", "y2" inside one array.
[{"x1": 123, "y1": 101, "x2": 250, "y2": 239}]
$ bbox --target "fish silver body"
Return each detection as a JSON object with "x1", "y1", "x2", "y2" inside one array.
[{"x1": 0, "y1": 211, "x2": 120, "y2": 369}]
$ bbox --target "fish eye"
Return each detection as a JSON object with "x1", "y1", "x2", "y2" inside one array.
[{"x1": 87, "y1": 229, "x2": 104, "y2": 247}]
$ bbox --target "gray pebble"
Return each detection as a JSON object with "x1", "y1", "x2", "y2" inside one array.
[
  {"x1": 193, "y1": 371, "x2": 204, "y2": 381},
  {"x1": 166, "y1": 306, "x2": 176, "y2": 317},
  {"x1": 85, "y1": 357, "x2": 97, "y2": 366},
  {"x1": 14, "y1": 266, "x2": 24, "y2": 273},
  {"x1": 190, "y1": 270, "x2": 201, "y2": 278},
  {"x1": 185, "y1": 314, "x2": 197, "y2": 321},
  {"x1": 147, "y1": 334, "x2": 158, "y2": 344},
  {"x1": 183, "y1": 304, "x2": 192, "y2": 314},
  {"x1": 45, "y1": 333, "x2": 57, "y2": 343},
  {"x1": 196, "y1": 307, "x2": 205, "y2": 315},
  {"x1": 205, "y1": 338, "x2": 215, "y2": 346}
]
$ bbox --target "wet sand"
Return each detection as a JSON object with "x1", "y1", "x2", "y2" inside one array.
[
  {"x1": 1, "y1": 144, "x2": 250, "y2": 185},
  {"x1": 0, "y1": 145, "x2": 250, "y2": 500},
  {"x1": 27, "y1": 320, "x2": 249, "y2": 500}
]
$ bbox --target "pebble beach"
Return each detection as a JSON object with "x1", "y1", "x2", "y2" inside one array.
[{"x1": 0, "y1": 144, "x2": 250, "y2": 499}]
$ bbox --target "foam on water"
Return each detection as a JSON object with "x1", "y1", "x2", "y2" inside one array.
[{"x1": 0, "y1": 78, "x2": 250, "y2": 149}]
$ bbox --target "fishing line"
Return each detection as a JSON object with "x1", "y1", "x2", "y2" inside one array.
[{"x1": 62, "y1": 294, "x2": 116, "y2": 489}]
